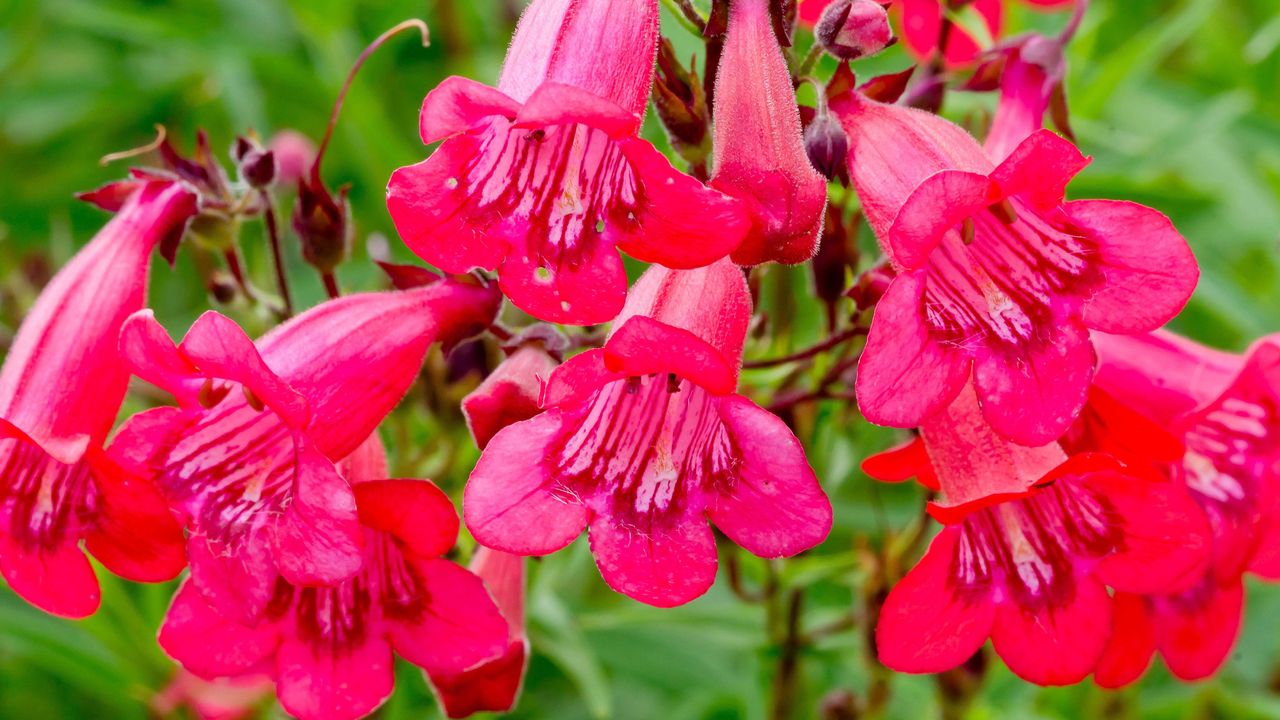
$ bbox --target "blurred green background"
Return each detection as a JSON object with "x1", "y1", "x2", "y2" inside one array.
[{"x1": 2, "y1": 0, "x2": 1280, "y2": 718}]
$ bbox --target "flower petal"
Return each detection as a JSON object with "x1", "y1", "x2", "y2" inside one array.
[
  {"x1": 587, "y1": 509, "x2": 718, "y2": 607},
  {"x1": 159, "y1": 579, "x2": 280, "y2": 679},
  {"x1": 860, "y1": 437, "x2": 941, "y2": 491},
  {"x1": 179, "y1": 312, "x2": 310, "y2": 427},
  {"x1": 419, "y1": 76, "x2": 520, "y2": 145},
  {"x1": 876, "y1": 528, "x2": 995, "y2": 673},
  {"x1": 432, "y1": 639, "x2": 528, "y2": 719},
  {"x1": 856, "y1": 271, "x2": 970, "y2": 429},
  {"x1": 276, "y1": 633, "x2": 395, "y2": 720},
  {"x1": 83, "y1": 452, "x2": 186, "y2": 583},
  {"x1": 514, "y1": 82, "x2": 640, "y2": 138},
  {"x1": 990, "y1": 575, "x2": 1112, "y2": 686},
  {"x1": 1157, "y1": 579, "x2": 1244, "y2": 682},
  {"x1": 1070, "y1": 200, "x2": 1199, "y2": 335},
  {"x1": 603, "y1": 316, "x2": 737, "y2": 396},
  {"x1": 988, "y1": 129, "x2": 1090, "y2": 210},
  {"x1": 187, "y1": 524, "x2": 279, "y2": 624},
  {"x1": 972, "y1": 319, "x2": 1095, "y2": 446},
  {"x1": 541, "y1": 349, "x2": 623, "y2": 409},
  {"x1": 464, "y1": 411, "x2": 589, "y2": 555},
  {"x1": 497, "y1": 229, "x2": 627, "y2": 326},
  {"x1": 0, "y1": 532, "x2": 99, "y2": 618},
  {"x1": 271, "y1": 442, "x2": 362, "y2": 587},
  {"x1": 886, "y1": 170, "x2": 993, "y2": 269},
  {"x1": 1094, "y1": 592, "x2": 1156, "y2": 689},
  {"x1": 355, "y1": 479, "x2": 459, "y2": 559},
  {"x1": 390, "y1": 558, "x2": 509, "y2": 676},
  {"x1": 709, "y1": 396, "x2": 832, "y2": 557}
]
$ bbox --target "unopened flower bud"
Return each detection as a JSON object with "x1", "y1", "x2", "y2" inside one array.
[
  {"x1": 652, "y1": 38, "x2": 711, "y2": 169},
  {"x1": 208, "y1": 271, "x2": 238, "y2": 304},
  {"x1": 815, "y1": 0, "x2": 894, "y2": 61},
  {"x1": 847, "y1": 261, "x2": 894, "y2": 311},
  {"x1": 268, "y1": 130, "x2": 317, "y2": 187},
  {"x1": 804, "y1": 110, "x2": 848, "y2": 182},
  {"x1": 292, "y1": 174, "x2": 351, "y2": 274},
  {"x1": 233, "y1": 136, "x2": 276, "y2": 189}
]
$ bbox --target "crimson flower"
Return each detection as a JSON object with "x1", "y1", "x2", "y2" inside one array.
[
  {"x1": 710, "y1": 0, "x2": 827, "y2": 266},
  {"x1": 0, "y1": 179, "x2": 194, "y2": 618},
  {"x1": 869, "y1": 385, "x2": 1211, "y2": 685},
  {"x1": 1075, "y1": 330, "x2": 1280, "y2": 684},
  {"x1": 159, "y1": 436, "x2": 508, "y2": 720},
  {"x1": 464, "y1": 259, "x2": 832, "y2": 607},
  {"x1": 833, "y1": 80, "x2": 1197, "y2": 445},
  {"x1": 112, "y1": 277, "x2": 499, "y2": 622},
  {"x1": 432, "y1": 548, "x2": 529, "y2": 718},
  {"x1": 462, "y1": 342, "x2": 560, "y2": 451},
  {"x1": 387, "y1": 0, "x2": 748, "y2": 325}
]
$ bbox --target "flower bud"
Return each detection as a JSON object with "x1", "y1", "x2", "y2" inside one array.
[
  {"x1": 208, "y1": 270, "x2": 238, "y2": 304},
  {"x1": 803, "y1": 110, "x2": 848, "y2": 182},
  {"x1": 815, "y1": 0, "x2": 894, "y2": 61},
  {"x1": 268, "y1": 130, "x2": 317, "y2": 187},
  {"x1": 232, "y1": 136, "x2": 276, "y2": 189},
  {"x1": 652, "y1": 38, "x2": 711, "y2": 169},
  {"x1": 292, "y1": 173, "x2": 351, "y2": 274}
]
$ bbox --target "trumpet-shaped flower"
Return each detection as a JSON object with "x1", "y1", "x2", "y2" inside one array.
[
  {"x1": 159, "y1": 436, "x2": 508, "y2": 720},
  {"x1": 0, "y1": 179, "x2": 194, "y2": 617},
  {"x1": 464, "y1": 260, "x2": 832, "y2": 606},
  {"x1": 113, "y1": 277, "x2": 499, "y2": 622},
  {"x1": 387, "y1": 0, "x2": 748, "y2": 325},
  {"x1": 834, "y1": 83, "x2": 1197, "y2": 444}
]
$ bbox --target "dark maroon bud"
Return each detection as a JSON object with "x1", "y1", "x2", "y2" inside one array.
[
  {"x1": 652, "y1": 38, "x2": 712, "y2": 169},
  {"x1": 811, "y1": 205, "x2": 857, "y2": 328},
  {"x1": 292, "y1": 171, "x2": 351, "y2": 274},
  {"x1": 804, "y1": 111, "x2": 849, "y2": 182},
  {"x1": 208, "y1": 271, "x2": 238, "y2": 304},
  {"x1": 847, "y1": 261, "x2": 894, "y2": 312},
  {"x1": 819, "y1": 689, "x2": 860, "y2": 720},
  {"x1": 816, "y1": 0, "x2": 895, "y2": 61}
]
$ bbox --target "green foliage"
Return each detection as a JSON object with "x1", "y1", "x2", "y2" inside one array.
[{"x1": 1, "y1": 0, "x2": 1279, "y2": 718}]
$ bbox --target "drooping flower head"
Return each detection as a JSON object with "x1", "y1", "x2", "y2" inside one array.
[
  {"x1": 710, "y1": 0, "x2": 828, "y2": 266},
  {"x1": 870, "y1": 385, "x2": 1211, "y2": 685},
  {"x1": 387, "y1": 0, "x2": 749, "y2": 325},
  {"x1": 834, "y1": 76, "x2": 1197, "y2": 444},
  {"x1": 465, "y1": 259, "x2": 832, "y2": 606},
  {"x1": 113, "y1": 276, "x2": 500, "y2": 622},
  {"x1": 159, "y1": 435, "x2": 509, "y2": 720},
  {"x1": 0, "y1": 179, "x2": 195, "y2": 618},
  {"x1": 1072, "y1": 330, "x2": 1280, "y2": 685}
]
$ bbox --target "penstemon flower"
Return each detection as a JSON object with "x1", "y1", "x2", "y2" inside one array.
[
  {"x1": 869, "y1": 385, "x2": 1211, "y2": 685},
  {"x1": 111, "y1": 276, "x2": 500, "y2": 622},
  {"x1": 159, "y1": 435, "x2": 508, "y2": 720},
  {"x1": 710, "y1": 0, "x2": 827, "y2": 266},
  {"x1": 833, "y1": 78, "x2": 1198, "y2": 445},
  {"x1": 387, "y1": 0, "x2": 749, "y2": 325},
  {"x1": 464, "y1": 259, "x2": 832, "y2": 607},
  {"x1": 0, "y1": 178, "x2": 194, "y2": 618}
]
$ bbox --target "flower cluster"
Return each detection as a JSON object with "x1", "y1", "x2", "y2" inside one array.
[{"x1": 1, "y1": 0, "x2": 1271, "y2": 716}]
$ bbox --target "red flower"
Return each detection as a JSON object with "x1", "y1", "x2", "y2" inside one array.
[
  {"x1": 159, "y1": 436, "x2": 508, "y2": 720},
  {"x1": 0, "y1": 179, "x2": 194, "y2": 618},
  {"x1": 833, "y1": 81, "x2": 1197, "y2": 445},
  {"x1": 387, "y1": 0, "x2": 748, "y2": 325},
  {"x1": 869, "y1": 385, "x2": 1211, "y2": 685},
  {"x1": 432, "y1": 548, "x2": 529, "y2": 718},
  {"x1": 112, "y1": 277, "x2": 499, "y2": 622},
  {"x1": 710, "y1": 0, "x2": 827, "y2": 266},
  {"x1": 462, "y1": 342, "x2": 560, "y2": 450},
  {"x1": 464, "y1": 260, "x2": 832, "y2": 606}
]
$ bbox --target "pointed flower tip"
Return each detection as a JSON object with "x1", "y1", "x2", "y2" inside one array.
[{"x1": 815, "y1": 0, "x2": 895, "y2": 61}]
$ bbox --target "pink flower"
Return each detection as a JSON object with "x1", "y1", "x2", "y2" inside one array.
[
  {"x1": 112, "y1": 276, "x2": 500, "y2": 622},
  {"x1": 153, "y1": 670, "x2": 273, "y2": 720},
  {"x1": 462, "y1": 342, "x2": 560, "y2": 450},
  {"x1": 0, "y1": 179, "x2": 194, "y2": 618},
  {"x1": 899, "y1": 0, "x2": 1004, "y2": 68},
  {"x1": 387, "y1": 0, "x2": 749, "y2": 325},
  {"x1": 833, "y1": 82, "x2": 1197, "y2": 444},
  {"x1": 869, "y1": 385, "x2": 1211, "y2": 685},
  {"x1": 814, "y1": 0, "x2": 897, "y2": 61},
  {"x1": 432, "y1": 548, "x2": 529, "y2": 718},
  {"x1": 709, "y1": 0, "x2": 827, "y2": 266},
  {"x1": 464, "y1": 259, "x2": 832, "y2": 606},
  {"x1": 159, "y1": 435, "x2": 509, "y2": 720}
]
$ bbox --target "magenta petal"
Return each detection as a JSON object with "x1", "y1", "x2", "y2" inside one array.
[
  {"x1": 603, "y1": 316, "x2": 738, "y2": 396},
  {"x1": 387, "y1": 135, "x2": 509, "y2": 274},
  {"x1": 972, "y1": 320, "x2": 1095, "y2": 446},
  {"x1": 180, "y1": 312, "x2": 310, "y2": 427},
  {"x1": 614, "y1": 139, "x2": 750, "y2": 270},
  {"x1": 433, "y1": 639, "x2": 528, "y2": 719},
  {"x1": 391, "y1": 558, "x2": 509, "y2": 676},
  {"x1": 84, "y1": 454, "x2": 186, "y2": 583},
  {"x1": 990, "y1": 576, "x2": 1112, "y2": 686},
  {"x1": 856, "y1": 272, "x2": 969, "y2": 429},
  {"x1": 887, "y1": 170, "x2": 993, "y2": 269},
  {"x1": 187, "y1": 526, "x2": 279, "y2": 624},
  {"x1": 419, "y1": 76, "x2": 520, "y2": 144},
  {"x1": 1158, "y1": 580, "x2": 1244, "y2": 681},
  {"x1": 1090, "y1": 473, "x2": 1211, "y2": 595},
  {"x1": 0, "y1": 533, "x2": 100, "y2": 619},
  {"x1": 587, "y1": 510, "x2": 718, "y2": 607},
  {"x1": 119, "y1": 310, "x2": 204, "y2": 407},
  {"x1": 876, "y1": 529, "x2": 995, "y2": 673},
  {"x1": 159, "y1": 580, "x2": 280, "y2": 679},
  {"x1": 355, "y1": 479, "x2": 459, "y2": 559},
  {"x1": 1094, "y1": 592, "x2": 1157, "y2": 689},
  {"x1": 514, "y1": 82, "x2": 640, "y2": 138},
  {"x1": 989, "y1": 130, "x2": 1090, "y2": 209},
  {"x1": 497, "y1": 229, "x2": 627, "y2": 325},
  {"x1": 709, "y1": 396, "x2": 832, "y2": 556},
  {"x1": 541, "y1": 349, "x2": 624, "y2": 409},
  {"x1": 464, "y1": 411, "x2": 588, "y2": 555},
  {"x1": 1069, "y1": 200, "x2": 1199, "y2": 334},
  {"x1": 271, "y1": 443, "x2": 362, "y2": 587},
  {"x1": 276, "y1": 634, "x2": 395, "y2": 720}
]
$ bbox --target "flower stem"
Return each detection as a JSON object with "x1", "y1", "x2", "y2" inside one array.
[
  {"x1": 745, "y1": 326, "x2": 866, "y2": 369},
  {"x1": 660, "y1": 0, "x2": 707, "y2": 35},
  {"x1": 259, "y1": 189, "x2": 293, "y2": 319},
  {"x1": 322, "y1": 272, "x2": 341, "y2": 299}
]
